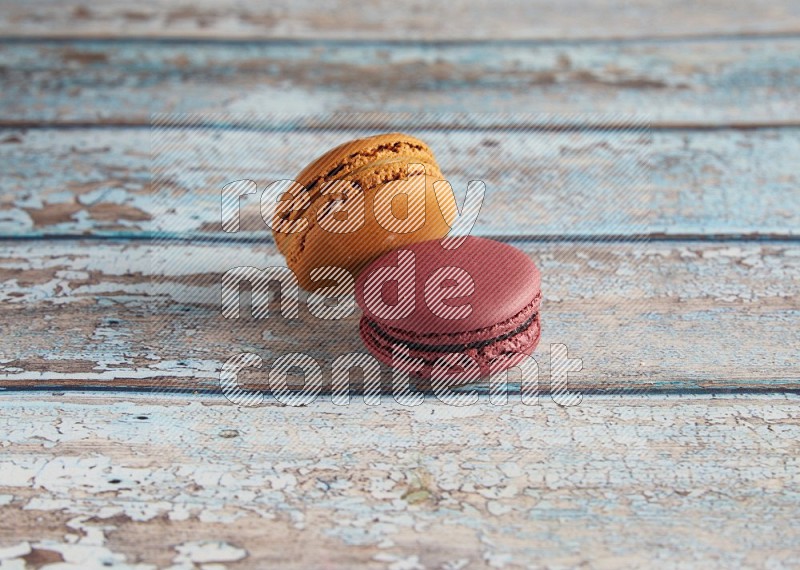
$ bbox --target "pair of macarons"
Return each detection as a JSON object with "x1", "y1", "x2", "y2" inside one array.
[{"x1": 273, "y1": 133, "x2": 541, "y2": 382}]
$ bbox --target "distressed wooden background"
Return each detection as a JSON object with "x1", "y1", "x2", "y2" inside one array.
[{"x1": 1, "y1": 1, "x2": 798, "y2": 568}]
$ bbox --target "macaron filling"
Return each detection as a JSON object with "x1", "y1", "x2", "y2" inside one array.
[
  {"x1": 366, "y1": 310, "x2": 538, "y2": 354},
  {"x1": 359, "y1": 294, "x2": 541, "y2": 378}
]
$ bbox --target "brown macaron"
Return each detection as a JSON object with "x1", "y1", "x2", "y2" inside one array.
[{"x1": 272, "y1": 133, "x2": 457, "y2": 290}]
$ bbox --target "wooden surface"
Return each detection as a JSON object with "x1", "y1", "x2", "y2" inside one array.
[
  {"x1": 1, "y1": 0, "x2": 799, "y2": 567},
  {"x1": 2, "y1": 127, "x2": 799, "y2": 238},
  {"x1": 1, "y1": 239, "x2": 798, "y2": 393},
  {"x1": 2, "y1": 0, "x2": 799, "y2": 40},
  {"x1": 0, "y1": 393, "x2": 799, "y2": 568},
  {"x1": 2, "y1": 39, "x2": 800, "y2": 126}
]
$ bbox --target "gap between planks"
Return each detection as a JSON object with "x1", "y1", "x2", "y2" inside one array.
[
  {"x1": 2, "y1": 233, "x2": 800, "y2": 243},
  {"x1": 5, "y1": 121, "x2": 800, "y2": 131},
  {"x1": 3, "y1": 33, "x2": 800, "y2": 46}
]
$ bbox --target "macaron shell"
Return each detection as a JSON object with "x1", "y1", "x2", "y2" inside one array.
[
  {"x1": 281, "y1": 157, "x2": 445, "y2": 265},
  {"x1": 273, "y1": 133, "x2": 439, "y2": 260},
  {"x1": 295, "y1": 133, "x2": 437, "y2": 191},
  {"x1": 373, "y1": 291, "x2": 541, "y2": 348},
  {"x1": 274, "y1": 134, "x2": 456, "y2": 291},
  {"x1": 287, "y1": 166, "x2": 456, "y2": 290},
  {"x1": 355, "y1": 237, "x2": 541, "y2": 336}
]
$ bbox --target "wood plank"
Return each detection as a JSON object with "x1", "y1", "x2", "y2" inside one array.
[
  {"x1": 1, "y1": 239, "x2": 798, "y2": 392},
  {"x1": 0, "y1": 392, "x2": 798, "y2": 568},
  {"x1": 2, "y1": 127, "x2": 798, "y2": 238},
  {"x1": 1, "y1": 38, "x2": 800, "y2": 126},
  {"x1": 1, "y1": 0, "x2": 799, "y2": 40}
]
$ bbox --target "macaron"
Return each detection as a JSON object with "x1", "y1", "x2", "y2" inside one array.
[
  {"x1": 272, "y1": 133, "x2": 457, "y2": 290},
  {"x1": 354, "y1": 237, "x2": 541, "y2": 384}
]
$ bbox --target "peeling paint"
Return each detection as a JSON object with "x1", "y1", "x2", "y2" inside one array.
[
  {"x1": 3, "y1": 394, "x2": 795, "y2": 567},
  {"x1": 1, "y1": 240, "x2": 798, "y2": 392},
  {"x1": 173, "y1": 541, "x2": 247, "y2": 564},
  {"x1": 2, "y1": 127, "x2": 799, "y2": 237}
]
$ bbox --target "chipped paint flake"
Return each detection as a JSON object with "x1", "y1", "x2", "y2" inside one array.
[{"x1": 173, "y1": 541, "x2": 247, "y2": 564}]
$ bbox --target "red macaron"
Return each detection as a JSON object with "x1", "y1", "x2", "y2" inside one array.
[{"x1": 354, "y1": 237, "x2": 541, "y2": 384}]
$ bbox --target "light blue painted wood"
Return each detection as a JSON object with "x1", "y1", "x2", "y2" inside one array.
[
  {"x1": 1, "y1": 127, "x2": 798, "y2": 238},
  {"x1": 0, "y1": 392, "x2": 797, "y2": 566},
  {"x1": 0, "y1": 38, "x2": 799, "y2": 125},
  {"x1": 3, "y1": 0, "x2": 800, "y2": 40},
  {"x1": 1, "y1": 239, "x2": 797, "y2": 392}
]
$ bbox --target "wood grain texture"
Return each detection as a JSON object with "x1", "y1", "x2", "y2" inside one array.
[
  {"x1": 1, "y1": 239, "x2": 798, "y2": 392},
  {"x1": 1, "y1": 0, "x2": 799, "y2": 40},
  {"x1": 0, "y1": 392, "x2": 798, "y2": 568},
  {"x1": 1, "y1": 38, "x2": 799, "y2": 126},
  {"x1": 2, "y1": 127, "x2": 798, "y2": 238},
  {"x1": 1, "y1": 3, "x2": 797, "y2": 564}
]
